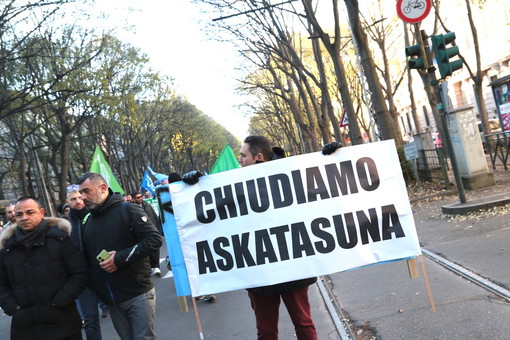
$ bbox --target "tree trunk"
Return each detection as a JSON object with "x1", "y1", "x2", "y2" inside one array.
[{"x1": 344, "y1": 0, "x2": 401, "y2": 145}]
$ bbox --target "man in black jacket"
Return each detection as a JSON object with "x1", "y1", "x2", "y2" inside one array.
[
  {"x1": 0, "y1": 196, "x2": 89, "y2": 339},
  {"x1": 77, "y1": 172, "x2": 162, "y2": 340}
]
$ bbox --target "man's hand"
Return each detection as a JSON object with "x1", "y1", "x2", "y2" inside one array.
[
  {"x1": 100, "y1": 250, "x2": 118, "y2": 273},
  {"x1": 182, "y1": 171, "x2": 204, "y2": 185},
  {"x1": 322, "y1": 142, "x2": 342, "y2": 155}
]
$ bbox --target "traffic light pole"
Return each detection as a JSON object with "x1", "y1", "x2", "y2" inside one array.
[
  {"x1": 418, "y1": 29, "x2": 467, "y2": 204},
  {"x1": 434, "y1": 83, "x2": 467, "y2": 203}
]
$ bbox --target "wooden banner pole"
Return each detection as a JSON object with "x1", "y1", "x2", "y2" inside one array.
[
  {"x1": 191, "y1": 296, "x2": 205, "y2": 339},
  {"x1": 178, "y1": 296, "x2": 189, "y2": 312},
  {"x1": 419, "y1": 255, "x2": 437, "y2": 312}
]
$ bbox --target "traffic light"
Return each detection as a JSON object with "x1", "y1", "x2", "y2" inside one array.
[
  {"x1": 431, "y1": 32, "x2": 463, "y2": 79},
  {"x1": 405, "y1": 43, "x2": 425, "y2": 70}
]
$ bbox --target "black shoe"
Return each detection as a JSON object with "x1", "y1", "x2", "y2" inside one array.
[
  {"x1": 194, "y1": 295, "x2": 205, "y2": 301},
  {"x1": 102, "y1": 312, "x2": 110, "y2": 318},
  {"x1": 204, "y1": 295, "x2": 216, "y2": 303}
]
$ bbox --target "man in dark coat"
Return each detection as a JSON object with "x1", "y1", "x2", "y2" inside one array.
[
  {"x1": 77, "y1": 172, "x2": 162, "y2": 340},
  {"x1": 0, "y1": 196, "x2": 89, "y2": 340}
]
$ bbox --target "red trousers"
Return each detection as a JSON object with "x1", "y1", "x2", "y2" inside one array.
[{"x1": 248, "y1": 286, "x2": 318, "y2": 340}]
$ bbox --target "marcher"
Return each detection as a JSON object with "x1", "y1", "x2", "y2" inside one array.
[
  {"x1": 2, "y1": 202, "x2": 16, "y2": 232},
  {"x1": 0, "y1": 196, "x2": 89, "y2": 339},
  {"x1": 183, "y1": 135, "x2": 320, "y2": 339},
  {"x1": 133, "y1": 192, "x2": 163, "y2": 277},
  {"x1": 67, "y1": 189, "x2": 110, "y2": 340},
  {"x1": 77, "y1": 172, "x2": 162, "y2": 340}
]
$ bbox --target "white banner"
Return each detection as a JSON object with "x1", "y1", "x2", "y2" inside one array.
[{"x1": 170, "y1": 140, "x2": 421, "y2": 296}]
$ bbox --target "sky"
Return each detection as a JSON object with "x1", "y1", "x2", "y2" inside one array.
[{"x1": 89, "y1": 0, "x2": 250, "y2": 140}]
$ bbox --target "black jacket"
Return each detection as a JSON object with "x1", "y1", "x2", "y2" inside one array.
[
  {"x1": 0, "y1": 218, "x2": 89, "y2": 339},
  {"x1": 82, "y1": 189, "x2": 162, "y2": 304},
  {"x1": 140, "y1": 200, "x2": 162, "y2": 234},
  {"x1": 68, "y1": 206, "x2": 90, "y2": 250}
]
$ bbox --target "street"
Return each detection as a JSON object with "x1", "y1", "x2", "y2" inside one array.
[{"x1": 0, "y1": 242, "x2": 341, "y2": 340}]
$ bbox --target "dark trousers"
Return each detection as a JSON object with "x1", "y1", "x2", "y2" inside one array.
[
  {"x1": 78, "y1": 287, "x2": 102, "y2": 340},
  {"x1": 248, "y1": 286, "x2": 318, "y2": 340}
]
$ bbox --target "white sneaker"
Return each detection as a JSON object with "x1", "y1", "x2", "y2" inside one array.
[{"x1": 152, "y1": 268, "x2": 161, "y2": 277}]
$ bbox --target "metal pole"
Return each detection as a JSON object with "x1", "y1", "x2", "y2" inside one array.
[{"x1": 435, "y1": 84, "x2": 467, "y2": 203}]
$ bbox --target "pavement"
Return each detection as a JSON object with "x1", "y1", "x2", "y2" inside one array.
[{"x1": 327, "y1": 167, "x2": 510, "y2": 339}]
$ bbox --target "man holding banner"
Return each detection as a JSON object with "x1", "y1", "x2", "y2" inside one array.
[{"x1": 183, "y1": 135, "x2": 319, "y2": 340}]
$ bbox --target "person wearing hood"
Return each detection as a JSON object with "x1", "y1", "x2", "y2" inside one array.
[
  {"x1": 77, "y1": 172, "x2": 162, "y2": 340},
  {"x1": 0, "y1": 196, "x2": 89, "y2": 339}
]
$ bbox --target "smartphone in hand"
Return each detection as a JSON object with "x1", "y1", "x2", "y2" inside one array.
[{"x1": 96, "y1": 250, "x2": 111, "y2": 263}]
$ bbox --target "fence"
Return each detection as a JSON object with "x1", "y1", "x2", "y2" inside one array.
[
  {"x1": 416, "y1": 147, "x2": 450, "y2": 188},
  {"x1": 484, "y1": 131, "x2": 510, "y2": 170}
]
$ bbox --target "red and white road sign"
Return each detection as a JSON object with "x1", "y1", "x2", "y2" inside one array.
[
  {"x1": 396, "y1": 0, "x2": 432, "y2": 24},
  {"x1": 339, "y1": 109, "x2": 349, "y2": 127}
]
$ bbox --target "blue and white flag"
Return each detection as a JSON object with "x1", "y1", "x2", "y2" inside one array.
[
  {"x1": 147, "y1": 164, "x2": 157, "y2": 176},
  {"x1": 141, "y1": 170, "x2": 155, "y2": 196}
]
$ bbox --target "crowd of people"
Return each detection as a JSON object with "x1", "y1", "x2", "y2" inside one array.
[{"x1": 0, "y1": 135, "x2": 340, "y2": 340}]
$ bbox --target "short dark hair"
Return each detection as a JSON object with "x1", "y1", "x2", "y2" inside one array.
[
  {"x1": 16, "y1": 196, "x2": 42, "y2": 209},
  {"x1": 244, "y1": 135, "x2": 273, "y2": 161},
  {"x1": 76, "y1": 172, "x2": 107, "y2": 185},
  {"x1": 5, "y1": 201, "x2": 16, "y2": 209}
]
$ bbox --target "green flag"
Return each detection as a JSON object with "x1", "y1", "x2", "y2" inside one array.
[
  {"x1": 89, "y1": 146, "x2": 125, "y2": 194},
  {"x1": 210, "y1": 144, "x2": 240, "y2": 174}
]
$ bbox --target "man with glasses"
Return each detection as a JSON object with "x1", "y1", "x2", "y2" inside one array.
[{"x1": 132, "y1": 192, "x2": 163, "y2": 277}]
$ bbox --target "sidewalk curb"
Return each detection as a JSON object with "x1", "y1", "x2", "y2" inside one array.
[
  {"x1": 316, "y1": 276, "x2": 354, "y2": 340},
  {"x1": 441, "y1": 192, "x2": 510, "y2": 214}
]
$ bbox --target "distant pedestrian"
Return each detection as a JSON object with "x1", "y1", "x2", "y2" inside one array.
[
  {"x1": 77, "y1": 172, "x2": 162, "y2": 340},
  {"x1": 0, "y1": 196, "x2": 89, "y2": 339},
  {"x1": 1, "y1": 202, "x2": 16, "y2": 232}
]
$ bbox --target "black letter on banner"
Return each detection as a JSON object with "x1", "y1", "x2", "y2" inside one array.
[
  {"x1": 357, "y1": 208, "x2": 381, "y2": 244},
  {"x1": 291, "y1": 170, "x2": 307, "y2": 204},
  {"x1": 246, "y1": 178, "x2": 270, "y2": 213},
  {"x1": 254, "y1": 230, "x2": 278, "y2": 265},
  {"x1": 232, "y1": 233, "x2": 256, "y2": 268},
  {"x1": 213, "y1": 237, "x2": 234, "y2": 271},
  {"x1": 306, "y1": 167, "x2": 330, "y2": 202},
  {"x1": 324, "y1": 162, "x2": 359, "y2": 197},
  {"x1": 381, "y1": 205, "x2": 405, "y2": 240},
  {"x1": 356, "y1": 157, "x2": 380, "y2": 191},
  {"x1": 214, "y1": 185, "x2": 237, "y2": 220},
  {"x1": 197, "y1": 241, "x2": 217, "y2": 274},
  {"x1": 235, "y1": 182, "x2": 249, "y2": 216},
  {"x1": 291, "y1": 222, "x2": 315, "y2": 258},
  {"x1": 269, "y1": 174, "x2": 293, "y2": 209},
  {"x1": 311, "y1": 217, "x2": 335, "y2": 254},
  {"x1": 195, "y1": 192, "x2": 215, "y2": 224},
  {"x1": 333, "y1": 213, "x2": 358, "y2": 249},
  {"x1": 270, "y1": 225, "x2": 290, "y2": 261}
]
